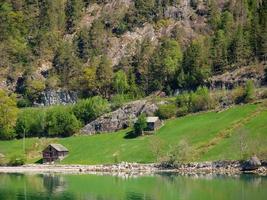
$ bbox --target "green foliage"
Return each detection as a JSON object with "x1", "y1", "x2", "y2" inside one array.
[
  {"x1": 15, "y1": 108, "x2": 46, "y2": 138},
  {"x1": 95, "y1": 55, "x2": 113, "y2": 97},
  {"x1": 66, "y1": 0, "x2": 84, "y2": 33},
  {"x1": 229, "y1": 26, "x2": 252, "y2": 67},
  {"x1": 176, "y1": 92, "x2": 190, "y2": 108},
  {"x1": 73, "y1": 96, "x2": 110, "y2": 125},
  {"x1": 244, "y1": 80, "x2": 255, "y2": 103},
  {"x1": 232, "y1": 81, "x2": 255, "y2": 104},
  {"x1": 17, "y1": 98, "x2": 32, "y2": 108},
  {"x1": 176, "y1": 106, "x2": 189, "y2": 117},
  {"x1": 110, "y1": 94, "x2": 131, "y2": 110},
  {"x1": 175, "y1": 87, "x2": 215, "y2": 115},
  {"x1": 134, "y1": 114, "x2": 147, "y2": 136},
  {"x1": 113, "y1": 70, "x2": 129, "y2": 94},
  {"x1": 166, "y1": 139, "x2": 192, "y2": 164},
  {"x1": 0, "y1": 90, "x2": 18, "y2": 140},
  {"x1": 46, "y1": 106, "x2": 80, "y2": 137},
  {"x1": 52, "y1": 42, "x2": 82, "y2": 89},
  {"x1": 232, "y1": 86, "x2": 246, "y2": 104},
  {"x1": 211, "y1": 30, "x2": 228, "y2": 73},
  {"x1": 156, "y1": 104, "x2": 177, "y2": 120},
  {"x1": 190, "y1": 87, "x2": 214, "y2": 112},
  {"x1": 8, "y1": 155, "x2": 25, "y2": 166},
  {"x1": 0, "y1": 103, "x2": 265, "y2": 164},
  {"x1": 149, "y1": 38, "x2": 183, "y2": 93},
  {"x1": 0, "y1": 0, "x2": 266, "y2": 108},
  {"x1": 182, "y1": 37, "x2": 211, "y2": 89}
]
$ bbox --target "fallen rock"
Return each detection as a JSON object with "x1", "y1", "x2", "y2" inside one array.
[
  {"x1": 241, "y1": 156, "x2": 261, "y2": 171},
  {"x1": 81, "y1": 100, "x2": 158, "y2": 135}
]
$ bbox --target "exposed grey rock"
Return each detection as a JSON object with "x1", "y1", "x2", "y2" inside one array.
[
  {"x1": 81, "y1": 100, "x2": 158, "y2": 135},
  {"x1": 34, "y1": 89, "x2": 78, "y2": 106},
  {"x1": 208, "y1": 65, "x2": 266, "y2": 90},
  {"x1": 241, "y1": 156, "x2": 261, "y2": 171}
]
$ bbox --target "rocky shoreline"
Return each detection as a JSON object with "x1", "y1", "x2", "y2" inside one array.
[{"x1": 0, "y1": 158, "x2": 266, "y2": 176}]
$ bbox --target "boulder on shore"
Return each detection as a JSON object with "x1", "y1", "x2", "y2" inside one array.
[
  {"x1": 81, "y1": 100, "x2": 158, "y2": 135},
  {"x1": 241, "y1": 156, "x2": 261, "y2": 171}
]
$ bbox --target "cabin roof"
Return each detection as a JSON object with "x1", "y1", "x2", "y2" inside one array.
[
  {"x1": 146, "y1": 117, "x2": 159, "y2": 123},
  {"x1": 48, "y1": 144, "x2": 69, "y2": 152}
]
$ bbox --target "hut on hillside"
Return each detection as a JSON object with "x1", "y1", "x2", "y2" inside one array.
[
  {"x1": 42, "y1": 144, "x2": 69, "y2": 163},
  {"x1": 145, "y1": 117, "x2": 162, "y2": 132}
]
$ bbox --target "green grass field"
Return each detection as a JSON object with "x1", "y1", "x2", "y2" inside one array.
[{"x1": 0, "y1": 102, "x2": 266, "y2": 165}]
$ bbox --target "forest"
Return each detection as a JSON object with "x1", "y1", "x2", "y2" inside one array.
[{"x1": 0, "y1": 0, "x2": 266, "y2": 139}]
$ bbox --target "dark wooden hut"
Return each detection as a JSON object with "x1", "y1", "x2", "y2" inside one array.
[{"x1": 42, "y1": 144, "x2": 69, "y2": 163}]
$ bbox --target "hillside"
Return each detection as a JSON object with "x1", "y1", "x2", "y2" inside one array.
[
  {"x1": 0, "y1": 102, "x2": 266, "y2": 165},
  {"x1": 0, "y1": 0, "x2": 266, "y2": 106}
]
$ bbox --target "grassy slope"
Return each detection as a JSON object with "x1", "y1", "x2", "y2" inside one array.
[{"x1": 0, "y1": 103, "x2": 266, "y2": 165}]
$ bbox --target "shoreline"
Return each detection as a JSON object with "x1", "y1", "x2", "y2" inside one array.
[{"x1": 0, "y1": 161, "x2": 266, "y2": 176}]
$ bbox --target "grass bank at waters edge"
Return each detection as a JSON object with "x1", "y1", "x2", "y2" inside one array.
[{"x1": 0, "y1": 102, "x2": 266, "y2": 165}]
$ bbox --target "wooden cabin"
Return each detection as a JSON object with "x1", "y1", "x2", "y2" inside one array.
[
  {"x1": 145, "y1": 117, "x2": 162, "y2": 132},
  {"x1": 42, "y1": 144, "x2": 69, "y2": 163}
]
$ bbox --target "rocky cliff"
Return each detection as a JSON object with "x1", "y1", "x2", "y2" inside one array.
[
  {"x1": 208, "y1": 64, "x2": 267, "y2": 90},
  {"x1": 34, "y1": 90, "x2": 78, "y2": 106}
]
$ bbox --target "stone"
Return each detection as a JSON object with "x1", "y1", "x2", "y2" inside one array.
[
  {"x1": 241, "y1": 156, "x2": 261, "y2": 171},
  {"x1": 34, "y1": 89, "x2": 77, "y2": 106},
  {"x1": 81, "y1": 100, "x2": 158, "y2": 135},
  {"x1": 208, "y1": 64, "x2": 266, "y2": 90}
]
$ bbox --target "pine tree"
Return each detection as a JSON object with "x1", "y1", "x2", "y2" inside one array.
[
  {"x1": 65, "y1": 0, "x2": 84, "y2": 33},
  {"x1": 96, "y1": 55, "x2": 113, "y2": 97},
  {"x1": 230, "y1": 26, "x2": 252, "y2": 67},
  {"x1": 211, "y1": 30, "x2": 228, "y2": 73}
]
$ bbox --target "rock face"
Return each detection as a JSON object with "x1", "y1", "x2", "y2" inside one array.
[
  {"x1": 81, "y1": 100, "x2": 158, "y2": 135},
  {"x1": 208, "y1": 64, "x2": 266, "y2": 90},
  {"x1": 78, "y1": 0, "x2": 209, "y2": 66},
  {"x1": 34, "y1": 90, "x2": 78, "y2": 106},
  {"x1": 241, "y1": 156, "x2": 262, "y2": 171}
]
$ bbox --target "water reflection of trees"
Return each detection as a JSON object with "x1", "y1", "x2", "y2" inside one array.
[{"x1": 42, "y1": 174, "x2": 67, "y2": 194}]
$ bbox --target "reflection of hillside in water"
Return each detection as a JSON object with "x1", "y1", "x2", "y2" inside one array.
[
  {"x1": 42, "y1": 174, "x2": 67, "y2": 194},
  {"x1": 0, "y1": 173, "x2": 267, "y2": 200}
]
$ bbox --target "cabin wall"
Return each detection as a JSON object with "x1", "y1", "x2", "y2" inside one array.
[{"x1": 42, "y1": 146, "x2": 68, "y2": 163}]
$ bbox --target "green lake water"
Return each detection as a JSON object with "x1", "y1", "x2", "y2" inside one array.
[{"x1": 0, "y1": 173, "x2": 266, "y2": 200}]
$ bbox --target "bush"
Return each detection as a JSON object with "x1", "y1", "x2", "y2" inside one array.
[
  {"x1": 16, "y1": 108, "x2": 46, "y2": 138},
  {"x1": 190, "y1": 87, "x2": 214, "y2": 112},
  {"x1": 261, "y1": 90, "x2": 267, "y2": 99},
  {"x1": 110, "y1": 94, "x2": 130, "y2": 110},
  {"x1": 8, "y1": 155, "x2": 25, "y2": 166},
  {"x1": 17, "y1": 98, "x2": 32, "y2": 108},
  {"x1": 176, "y1": 92, "x2": 190, "y2": 108},
  {"x1": 176, "y1": 106, "x2": 188, "y2": 117},
  {"x1": 133, "y1": 114, "x2": 147, "y2": 136},
  {"x1": 243, "y1": 80, "x2": 255, "y2": 103},
  {"x1": 0, "y1": 90, "x2": 19, "y2": 140},
  {"x1": 73, "y1": 96, "x2": 110, "y2": 125},
  {"x1": 156, "y1": 104, "x2": 177, "y2": 119},
  {"x1": 166, "y1": 139, "x2": 192, "y2": 165},
  {"x1": 232, "y1": 86, "x2": 245, "y2": 104},
  {"x1": 46, "y1": 107, "x2": 80, "y2": 137},
  {"x1": 232, "y1": 81, "x2": 255, "y2": 104}
]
